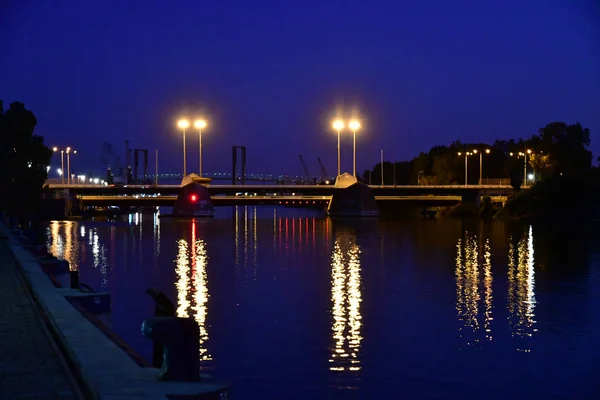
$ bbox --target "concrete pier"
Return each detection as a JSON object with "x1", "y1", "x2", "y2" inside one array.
[{"x1": 1, "y1": 223, "x2": 230, "y2": 400}]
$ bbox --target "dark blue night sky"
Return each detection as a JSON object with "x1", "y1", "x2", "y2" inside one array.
[{"x1": 1, "y1": 0, "x2": 599, "y2": 176}]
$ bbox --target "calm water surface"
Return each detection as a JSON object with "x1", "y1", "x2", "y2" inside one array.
[{"x1": 46, "y1": 207, "x2": 600, "y2": 399}]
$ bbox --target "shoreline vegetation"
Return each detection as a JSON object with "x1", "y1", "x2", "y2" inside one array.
[{"x1": 361, "y1": 121, "x2": 599, "y2": 221}]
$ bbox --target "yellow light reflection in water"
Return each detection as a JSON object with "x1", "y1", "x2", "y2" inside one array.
[
  {"x1": 482, "y1": 239, "x2": 493, "y2": 341},
  {"x1": 191, "y1": 231, "x2": 211, "y2": 361},
  {"x1": 455, "y1": 232, "x2": 483, "y2": 347},
  {"x1": 329, "y1": 232, "x2": 362, "y2": 372},
  {"x1": 253, "y1": 207, "x2": 258, "y2": 274},
  {"x1": 175, "y1": 223, "x2": 212, "y2": 362},
  {"x1": 244, "y1": 206, "x2": 248, "y2": 267},
  {"x1": 175, "y1": 238, "x2": 190, "y2": 318},
  {"x1": 507, "y1": 226, "x2": 537, "y2": 351}
]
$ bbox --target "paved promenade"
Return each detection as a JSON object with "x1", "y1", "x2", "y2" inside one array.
[{"x1": 0, "y1": 240, "x2": 81, "y2": 400}]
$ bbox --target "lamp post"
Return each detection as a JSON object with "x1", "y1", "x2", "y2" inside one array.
[
  {"x1": 53, "y1": 147, "x2": 64, "y2": 184},
  {"x1": 65, "y1": 147, "x2": 76, "y2": 186},
  {"x1": 473, "y1": 149, "x2": 491, "y2": 185},
  {"x1": 458, "y1": 151, "x2": 472, "y2": 187},
  {"x1": 177, "y1": 119, "x2": 190, "y2": 176},
  {"x1": 349, "y1": 119, "x2": 361, "y2": 177},
  {"x1": 332, "y1": 120, "x2": 344, "y2": 176},
  {"x1": 524, "y1": 149, "x2": 531, "y2": 187},
  {"x1": 194, "y1": 119, "x2": 207, "y2": 177}
]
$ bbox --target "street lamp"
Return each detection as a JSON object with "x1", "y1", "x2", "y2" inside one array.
[
  {"x1": 525, "y1": 149, "x2": 532, "y2": 187},
  {"x1": 53, "y1": 147, "x2": 64, "y2": 184},
  {"x1": 473, "y1": 149, "x2": 491, "y2": 185},
  {"x1": 458, "y1": 151, "x2": 473, "y2": 187},
  {"x1": 177, "y1": 119, "x2": 190, "y2": 176},
  {"x1": 332, "y1": 119, "x2": 345, "y2": 176},
  {"x1": 348, "y1": 119, "x2": 361, "y2": 177},
  {"x1": 194, "y1": 119, "x2": 207, "y2": 177},
  {"x1": 65, "y1": 147, "x2": 77, "y2": 185}
]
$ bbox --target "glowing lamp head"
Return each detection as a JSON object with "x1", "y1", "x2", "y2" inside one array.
[
  {"x1": 194, "y1": 119, "x2": 207, "y2": 129},
  {"x1": 473, "y1": 149, "x2": 478, "y2": 154},
  {"x1": 527, "y1": 149, "x2": 532, "y2": 154},
  {"x1": 457, "y1": 152, "x2": 462, "y2": 156},
  {"x1": 177, "y1": 119, "x2": 190, "y2": 129},
  {"x1": 332, "y1": 120, "x2": 345, "y2": 131},
  {"x1": 349, "y1": 120, "x2": 361, "y2": 131},
  {"x1": 52, "y1": 146, "x2": 58, "y2": 152},
  {"x1": 485, "y1": 149, "x2": 491, "y2": 154},
  {"x1": 190, "y1": 194, "x2": 198, "y2": 202}
]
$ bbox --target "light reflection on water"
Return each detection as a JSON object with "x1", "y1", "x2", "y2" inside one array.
[
  {"x1": 507, "y1": 225, "x2": 537, "y2": 352},
  {"x1": 455, "y1": 226, "x2": 536, "y2": 351},
  {"x1": 175, "y1": 220, "x2": 212, "y2": 362},
  {"x1": 44, "y1": 211, "x2": 600, "y2": 399},
  {"x1": 329, "y1": 229, "x2": 363, "y2": 373}
]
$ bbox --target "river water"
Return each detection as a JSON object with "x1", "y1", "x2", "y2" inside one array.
[{"x1": 45, "y1": 207, "x2": 600, "y2": 399}]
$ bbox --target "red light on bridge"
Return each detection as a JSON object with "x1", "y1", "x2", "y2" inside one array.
[{"x1": 190, "y1": 194, "x2": 198, "y2": 202}]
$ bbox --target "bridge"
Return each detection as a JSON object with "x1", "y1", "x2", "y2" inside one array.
[
  {"x1": 141, "y1": 172, "x2": 332, "y2": 183},
  {"x1": 76, "y1": 194, "x2": 510, "y2": 208},
  {"x1": 45, "y1": 183, "x2": 519, "y2": 196},
  {"x1": 44, "y1": 183, "x2": 518, "y2": 211}
]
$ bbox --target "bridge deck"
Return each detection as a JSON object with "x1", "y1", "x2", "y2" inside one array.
[{"x1": 74, "y1": 194, "x2": 508, "y2": 207}]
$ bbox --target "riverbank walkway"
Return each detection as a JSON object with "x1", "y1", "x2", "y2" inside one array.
[{"x1": 0, "y1": 238, "x2": 82, "y2": 399}]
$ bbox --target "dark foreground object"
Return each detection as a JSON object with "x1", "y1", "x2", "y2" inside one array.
[{"x1": 141, "y1": 317, "x2": 201, "y2": 381}]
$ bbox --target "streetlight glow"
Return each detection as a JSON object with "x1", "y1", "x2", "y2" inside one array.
[
  {"x1": 349, "y1": 119, "x2": 361, "y2": 177},
  {"x1": 178, "y1": 119, "x2": 190, "y2": 129},
  {"x1": 194, "y1": 119, "x2": 208, "y2": 176},
  {"x1": 332, "y1": 119, "x2": 345, "y2": 176},
  {"x1": 194, "y1": 119, "x2": 207, "y2": 129},
  {"x1": 485, "y1": 149, "x2": 491, "y2": 154},
  {"x1": 52, "y1": 146, "x2": 58, "y2": 152}
]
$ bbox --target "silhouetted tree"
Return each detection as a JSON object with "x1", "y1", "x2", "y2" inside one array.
[{"x1": 0, "y1": 101, "x2": 52, "y2": 221}]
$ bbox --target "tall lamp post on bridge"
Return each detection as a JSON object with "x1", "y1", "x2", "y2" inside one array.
[
  {"x1": 458, "y1": 151, "x2": 473, "y2": 187},
  {"x1": 348, "y1": 119, "x2": 361, "y2": 177},
  {"x1": 510, "y1": 149, "x2": 533, "y2": 186},
  {"x1": 53, "y1": 146, "x2": 76, "y2": 185},
  {"x1": 177, "y1": 119, "x2": 190, "y2": 177},
  {"x1": 52, "y1": 147, "x2": 64, "y2": 184},
  {"x1": 524, "y1": 149, "x2": 532, "y2": 187},
  {"x1": 66, "y1": 147, "x2": 76, "y2": 186},
  {"x1": 473, "y1": 148, "x2": 491, "y2": 185},
  {"x1": 332, "y1": 119, "x2": 344, "y2": 176},
  {"x1": 194, "y1": 119, "x2": 208, "y2": 177}
]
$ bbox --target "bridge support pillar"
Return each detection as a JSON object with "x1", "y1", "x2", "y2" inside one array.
[
  {"x1": 327, "y1": 173, "x2": 379, "y2": 217},
  {"x1": 169, "y1": 182, "x2": 214, "y2": 218},
  {"x1": 461, "y1": 191, "x2": 481, "y2": 208}
]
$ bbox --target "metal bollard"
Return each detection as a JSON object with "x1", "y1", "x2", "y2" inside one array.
[
  {"x1": 144, "y1": 289, "x2": 176, "y2": 368},
  {"x1": 70, "y1": 270, "x2": 79, "y2": 289},
  {"x1": 141, "y1": 316, "x2": 200, "y2": 381}
]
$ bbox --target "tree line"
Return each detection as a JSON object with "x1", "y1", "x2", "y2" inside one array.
[
  {"x1": 362, "y1": 122, "x2": 593, "y2": 187},
  {"x1": 0, "y1": 101, "x2": 52, "y2": 221}
]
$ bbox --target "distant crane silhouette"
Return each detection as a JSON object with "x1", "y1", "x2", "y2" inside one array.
[
  {"x1": 298, "y1": 154, "x2": 315, "y2": 184},
  {"x1": 317, "y1": 157, "x2": 330, "y2": 183}
]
